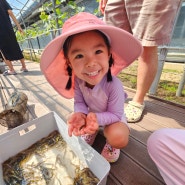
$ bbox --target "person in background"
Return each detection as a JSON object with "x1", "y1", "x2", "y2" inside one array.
[
  {"x1": 99, "y1": 0, "x2": 181, "y2": 122},
  {"x1": 40, "y1": 12, "x2": 142, "y2": 163},
  {"x1": 0, "y1": 0, "x2": 28, "y2": 75},
  {"x1": 147, "y1": 128, "x2": 185, "y2": 185}
]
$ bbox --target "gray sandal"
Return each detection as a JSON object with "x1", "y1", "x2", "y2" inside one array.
[{"x1": 3, "y1": 70, "x2": 17, "y2": 76}]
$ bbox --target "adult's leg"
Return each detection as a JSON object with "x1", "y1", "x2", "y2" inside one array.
[
  {"x1": 104, "y1": 0, "x2": 181, "y2": 122},
  {"x1": 124, "y1": 0, "x2": 181, "y2": 122},
  {"x1": 4, "y1": 58, "x2": 27, "y2": 72},
  {"x1": 2, "y1": 58, "x2": 17, "y2": 75},
  {"x1": 0, "y1": 50, "x2": 15, "y2": 72},
  {"x1": 3, "y1": 59, "x2": 15, "y2": 72},
  {"x1": 20, "y1": 58, "x2": 27, "y2": 70},
  {"x1": 126, "y1": 0, "x2": 180, "y2": 105},
  {"x1": 133, "y1": 46, "x2": 158, "y2": 104},
  {"x1": 147, "y1": 128, "x2": 185, "y2": 185}
]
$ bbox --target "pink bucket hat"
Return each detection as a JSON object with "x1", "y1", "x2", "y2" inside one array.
[{"x1": 40, "y1": 12, "x2": 143, "y2": 99}]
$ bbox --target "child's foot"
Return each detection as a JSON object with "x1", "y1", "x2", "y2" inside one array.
[
  {"x1": 81, "y1": 132, "x2": 98, "y2": 146},
  {"x1": 101, "y1": 142, "x2": 120, "y2": 163},
  {"x1": 20, "y1": 67, "x2": 28, "y2": 72}
]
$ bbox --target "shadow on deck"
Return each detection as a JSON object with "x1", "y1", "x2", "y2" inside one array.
[{"x1": 0, "y1": 60, "x2": 185, "y2": 184}]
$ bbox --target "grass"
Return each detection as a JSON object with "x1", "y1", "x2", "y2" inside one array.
[
  {"x1": 24, "y1": 52, "x2": 41, "y2": 63},
  {"x1": 118, "y1": 62, "x2": 185, "y2": 106}
]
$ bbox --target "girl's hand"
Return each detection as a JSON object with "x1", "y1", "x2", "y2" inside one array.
[
  {"x1": 67, "y1": 112, "x2": 86, "y2": 136},
  {"x1": 83, "y1": 112, "x2": 99, "y2": 135}
]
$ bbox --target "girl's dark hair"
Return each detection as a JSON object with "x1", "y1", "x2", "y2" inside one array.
[
  {"x1": 63, "y1": 30, "x2": 114, "y2": 90},
  {"x1": 65, "y1": 65, "x2": 72, "y2": 90}
]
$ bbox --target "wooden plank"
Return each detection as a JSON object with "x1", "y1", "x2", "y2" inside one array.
[
  {"x1": 15, "y1": 74, "x2": 74, "y2": 120},
  {"x1": 0, "y1": 74, "x2": 50, "y2": 135},
  {"x1": 93, "y1": 132, "x2": 164, "y2": 185},
  {"x1": 145, "y1": 102, "x2": 185, "y2": 126},
  {"x1": 122, "y1": 137, "x2": 163, "y2": 181},
  {"x1": 110, "y1": 153, "x2": 164, "y2": 185},
  {"x1": 129, "y1": 125, "x2": 152, "y2": 144},
  {"x1": 107, "y1": 174, "x2": 123, "y2": 185}
]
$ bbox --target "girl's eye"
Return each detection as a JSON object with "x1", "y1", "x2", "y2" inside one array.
[
  {"x1": 75, "y1": 54, "x2": 83, "y2": 59},
  {"x1": 95, "y1": 50, "x2": 103, "y2": 54}
]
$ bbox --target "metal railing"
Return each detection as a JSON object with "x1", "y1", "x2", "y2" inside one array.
[{"x1": 18, "y1": 29, "x2": 185, "y2": 97}]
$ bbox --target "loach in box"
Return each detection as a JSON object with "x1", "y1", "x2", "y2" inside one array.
[
  {"x1": 0, "y1": 112, "x2": 110, "y2": 185},
  {"x1": 2, "y1": 130, "x2": 100, "y2": 184}
]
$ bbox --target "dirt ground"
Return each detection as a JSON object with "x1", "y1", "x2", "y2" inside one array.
[{"x1": 118, "y1": 61, "x2": 185, "y2": 106}]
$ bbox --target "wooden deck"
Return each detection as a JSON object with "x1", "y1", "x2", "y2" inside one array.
[{"x1": 0, "y1": 60, "x2": 185, "y2": 185}]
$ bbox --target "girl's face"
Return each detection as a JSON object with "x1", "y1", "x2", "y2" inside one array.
[{"x1": 67, "y1": 31, "x2": 110, "y2": 87}]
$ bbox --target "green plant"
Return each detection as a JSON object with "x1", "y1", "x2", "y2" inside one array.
[
  {"x1": 118, "y1": 72, "x2": 185, "y2": 106},
  {"x1": 38, "y1": 0, "x2": 85, "y2": 34},
  {"x1": 159, "y1": 81, "x2": 177, "y2": 92},
  {"x1": 16, "y1": 0, "x2": 86, "y2": 42}
]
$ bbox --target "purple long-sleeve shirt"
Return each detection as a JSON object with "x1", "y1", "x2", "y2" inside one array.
[{"x1": 74, "y1": 75, "x2": 127, "y2": 126}]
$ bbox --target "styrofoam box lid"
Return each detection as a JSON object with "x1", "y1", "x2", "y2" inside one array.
[{"x1": 0, "y1": 111, "x2": 110, "y2": 185}]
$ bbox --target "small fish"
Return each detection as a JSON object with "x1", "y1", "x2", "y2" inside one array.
[{"x1": 74, "y1": 168, "x2": 99, "y2": 185}]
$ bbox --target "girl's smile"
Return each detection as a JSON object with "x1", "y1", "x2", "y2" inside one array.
[
  {"x1": 85, "y1": 70, "x2": 100, "y2": 77},
  {"x1": 67, "y1": 31, "x2": 110, "y2": 87}
]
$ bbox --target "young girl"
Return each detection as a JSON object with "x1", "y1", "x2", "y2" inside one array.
[{"x1": 40, "y1": 12, "x2": 142, "y2": 163}]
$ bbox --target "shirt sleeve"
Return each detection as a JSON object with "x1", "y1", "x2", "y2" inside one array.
[
  {"x1": 74, "y1": 77, "x2": 88, "y2": 115},
  {"x1": 95, "y1": 77, "x2": 127, "y2": 126}
]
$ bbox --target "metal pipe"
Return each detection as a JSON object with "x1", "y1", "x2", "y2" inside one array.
[
  {"x1": 176, "y1": 65, "x2": 185, "y2": 97},
  {"x1": 149, "y1": 0, "x2": 183, "y2": 95}
]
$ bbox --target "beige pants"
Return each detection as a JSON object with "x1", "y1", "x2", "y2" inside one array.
[{"x1": 104, "y1": 0, "x2": 181, "y2": 46}]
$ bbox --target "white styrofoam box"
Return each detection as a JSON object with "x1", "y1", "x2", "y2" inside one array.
[{"x1": 0, "y1": 111, "x2": 110, "y2": 185}]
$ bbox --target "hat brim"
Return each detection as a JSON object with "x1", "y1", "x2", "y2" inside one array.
[{"x1": 41, "y1": 24, "x2": 143, "y2": 99}]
